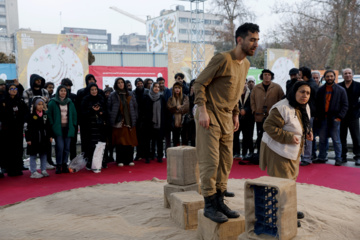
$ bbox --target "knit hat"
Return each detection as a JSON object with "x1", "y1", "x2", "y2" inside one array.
[
  {"x1": 247, "y1": 76, "x2": 255, "y2": 82},
  {"x1": 289, "y1": 68, "x2": 299, "y2": 75},
  {"x1": 0, "y1": 79, "x2": 5, "y2": 85},
  {"x1": 35, "y1": 98, "x2": 45, "y2": 107},
  {"x1": 104, "y1": 86, "x2": 114, "y2": 93}
]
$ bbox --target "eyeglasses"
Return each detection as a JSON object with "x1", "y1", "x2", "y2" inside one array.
[{"x1": 9, "y1": 88, "x2": 18, "y2": 91}]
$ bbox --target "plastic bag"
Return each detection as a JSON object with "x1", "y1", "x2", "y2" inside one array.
[
  {"x1": 69, "y1": 153, "x2": 87, "y2": 173},
  {"x1": 91, "y1": 142, "x2": 106, "y2": 173}
]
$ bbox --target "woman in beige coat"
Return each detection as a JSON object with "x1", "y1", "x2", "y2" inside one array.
[{"x1": 260, "y1": 81, "x2": 313, "y2": 227}]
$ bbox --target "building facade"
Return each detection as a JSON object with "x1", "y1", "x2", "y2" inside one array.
[
  {"x1": 146, "y1": 5, "x2": 222, "y2": 52},
  {"x1": 61, "y1": 27, "x2": 111, "y2": 51},
  {"x1": 0, "y1": 0, "x2": 19, "y2": 37}
]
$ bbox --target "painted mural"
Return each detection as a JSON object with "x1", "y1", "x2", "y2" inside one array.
[{"x1": 146, "y1": 12, "x2": 178, "y2": 52}]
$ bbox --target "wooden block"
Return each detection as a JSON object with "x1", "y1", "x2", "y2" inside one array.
[
  {"x1": 167, "y1": 146, "x2": 199, "y2": 186},
  {"x1": 244, "y1": 176, "x2": 297, "y2": 240},
  {"x1": 197, "y1": 209, "x2": 245, "y2": 240},
  {"x1": 164, "y1": 183, "x2": 200, "y2": 208},
  {"x1": 170, "y1": 191, "x2": 204, "y2": 230}
]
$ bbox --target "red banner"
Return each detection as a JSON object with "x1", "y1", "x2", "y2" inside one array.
[{"x1": 89, "y1": 66, "x2": 168, "y2": 89}]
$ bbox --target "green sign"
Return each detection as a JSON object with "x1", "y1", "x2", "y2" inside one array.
[{"x1": 247, "y1": 69, "x2": 263, "y2": 84}]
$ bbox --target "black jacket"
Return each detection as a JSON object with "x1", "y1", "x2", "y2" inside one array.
[
  {"x1": 25, "y1": 111, "x2": 52, "y2": 155},
  {"x1": 338, "y1": 80, "x2": 360, "y2": 119},
  {"x1": 315, "y1": 83, "x2": 348, "y2": 120}
]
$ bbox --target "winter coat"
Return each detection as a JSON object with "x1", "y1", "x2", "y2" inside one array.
[
  {"x1": 142, "y1": 94, "x2": 167, "y2": 134},
  {"x1": 107, "y1": 91, "x2": 138, "y2": 127},
  {"x1": 23, "y1": 74, "x2": 49, "y2": 108},
  {"x1": 338, "y1": 80, "x2": 360, "y2": 119},
  {"x1": 25, "y1": 111, "x2": 52, "y2": 155},
  {"x1": 250, "y1": 82, "x2": 284, "y2": 122},
  {"x1": 315, "y1": 83, "x2": 348, "y2": 121},
  {"x1": 47, "y1": 99, "x2": 77, "y2": 137}
]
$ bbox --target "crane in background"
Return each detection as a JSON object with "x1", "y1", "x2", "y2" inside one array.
[{"x1": 109, "y1": 6, "x2": 146, "y2": 24}]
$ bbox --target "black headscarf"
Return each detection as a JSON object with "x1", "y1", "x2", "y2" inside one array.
[{"x1": 287, "y1": 81, "x2": 311, "y2": 135}]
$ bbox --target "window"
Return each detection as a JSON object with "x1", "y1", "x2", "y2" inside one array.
[
  {"x1": 204, "y1": 19, "x2": 211, "y2": 25},
  {"x1": 0, "y1": 16, "x2": 6, "y2": 24},
  {"x1": 205, "y1": 30, "x2": 212, "y2": 35},
  {"x1": 213, "y1": 20, "x2": 221, "y2": 25},
  {"x1": 179, "y1": 29, "x2": 187, "y2": 34},
  {"x1": 0, "y1": 6, "x2": 5, "y2": 13},
  {"x1": 179, "y1": 17, "x2": 188, "y2": 23}
]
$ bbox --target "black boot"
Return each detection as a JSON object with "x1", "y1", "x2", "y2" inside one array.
[
  {"x1": 224, "y1": 190, "x2": 235, "y2": 197},
  {"x1": 216, "y1": 190, "x2": 240, "y2": 218},
  {"x1": 62, "y1": 163, "x2": 69, "y2": 173},
  {"x1": 55, "y1": 164, "x2": 62, "y2": 174},
  {"x1": 203, "y1": 194, "x2": 228, "y2": 223},
  {"x1": 297, "y1": 211, "x2": 304, "y2": 219}
]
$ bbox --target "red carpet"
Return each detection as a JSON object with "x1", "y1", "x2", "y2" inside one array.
[{"x1": 1, "y1": 159, "x2": 359, "y2": 206}]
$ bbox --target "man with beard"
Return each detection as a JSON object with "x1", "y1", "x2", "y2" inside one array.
[
  {"x1": 338, "y1": 68, "x2": 360, "y2": 166},
  {"x1": 23, "y1": 74, "x2": 50, "y2": 108},
  {"x1": 314, "y1": 70, "x2": 348, "y2": 166},
  {"x1": 194, "y1": 23, "x2": 259, "y2": 223},
  {"x1": 44, "y1": 82, "x2": 55, "y2": 98}
]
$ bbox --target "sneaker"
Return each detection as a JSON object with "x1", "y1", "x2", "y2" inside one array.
[
  {"x1": 30, "y1": 172, "x2": 43, "y2": 179},
  {"x1": 118, "y1": 163, "x2": 124, "y2": 167},
  {"x1": 93, "y1": 169, "x2": 101, "y2": 173},
  {"x1": 46, "y1": 162, "x2": 55, "y2": 170},
  {"x1": 41, "y1": 170, "x2": 50, "y2": 177},
  {"x1": 129, "y1": 162, "x2": 135, "y2": 166}
]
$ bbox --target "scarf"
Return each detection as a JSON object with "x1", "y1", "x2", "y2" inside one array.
[
  {"x1": 53, "y1": 87, "x2": 71, "y2": 106},
  {"x1": 297, "y1": 105, "x2": 311, "y2": 135},
  {"x1": 37, "y1": 110, "x2": 43, "y2": 117},
  {"x1": 149, "y1": 85, "x2": 161, "y2": 129},
  {"x1": 117, "y1": 89, "x2": 131, "y2": 127}
]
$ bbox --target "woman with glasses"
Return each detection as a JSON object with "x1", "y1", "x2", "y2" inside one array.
[{"x1": 0, "y1": 84, "x2": 28, "y2": 176}]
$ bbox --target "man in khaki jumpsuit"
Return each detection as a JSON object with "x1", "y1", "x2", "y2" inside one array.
[{"x1": 194, "y1": 23, "x2": 260, "y2": 223}]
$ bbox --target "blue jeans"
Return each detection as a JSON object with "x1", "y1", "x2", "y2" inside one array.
[
  {"x1": 55, "y1": 134, "x2": 71, "y2": 165},
  {"x1": 318, "y1": 119, "x2": 342, "y2": 161},
  {"x1": 29, "y1": 153, "x2": 47, "y2": 173},
  {"x1": 301, "y1": 117, "x2": 314, "y2": 163}
]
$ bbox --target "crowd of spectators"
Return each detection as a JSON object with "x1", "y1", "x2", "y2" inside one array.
[
  {"x1": 0, "y1": 73, "x2": 195, "y2": 178},
  {"x1": 0, "y1": 66, "x2": 358, "y2": 179}
]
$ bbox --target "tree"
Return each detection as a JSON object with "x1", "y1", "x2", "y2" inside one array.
[
  {"x1": 0, "y1": 52, "x2": 15, "y2": 63},
  {"x1": 88, "y1": 48, "x2": 95, "y2": 65},
  {"x1": 273, "y1": 0, "x2": 360, "y2": 72},
  {"x1": 210, "y1": 0, "x2": 255, "y2": 52}
]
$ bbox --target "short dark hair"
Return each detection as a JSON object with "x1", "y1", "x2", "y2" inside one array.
[
  {"x1": 174, "y1": 73, "x2": 185, "y2": 80},
  {"x1": 156, "y1": 77, "x2": 165, "y2": 82},
  {"x1": 260, "y1": 69, "x2": 274, "y2": 80},
  {"x1": 299, "y1": 66, "x2": 312, "y2": 80},
  {"x1": 61, "y1": 78, "x2": 73, "y2": 87},
  {"x1": 235, "y1": 23, "x2": 260, "y2": 44},
  {"x1": 44, "y1": 82, "x2": 54, "y2": 88},
  {"x1": 324, "y1": 70, "x2": 336, "y2": 78}
]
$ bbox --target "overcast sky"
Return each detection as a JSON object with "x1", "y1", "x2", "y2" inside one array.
[{"x1": 18, "y1": 0, "x2": 296, "y2": 44}]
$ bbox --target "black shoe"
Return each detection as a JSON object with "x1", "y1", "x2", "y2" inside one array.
[
  {"x1": 62, "y1": 164, "x2": 69, "y2": 173},
  {"x1": 102, "y1": 162, "x2": 108, "y2": 169},
  {"x1": 300, "y1": 161, "x2": 310, "y2": 166},
  {"x1": 335, "y1": 160, "x2": 343, "y2": 166},
  {"x1": 355, "y1": 159, "x2": 360, "y2": 166},
  {"x1": 342, "y1": 157, "x2": 347, "y2": 163},
  {"x1": 298, "y1": 220, "x2": 301, "y2": 228},
  {"x1": 0, "y1": 168, "x2": 4, "y2": 178},
  {"x1": 55, "y1": 165, "x2": 62, "y2": 174},
  {"x1": 134, "y1": 156, "x2": 141, "y2": 161},
  {"x1": 157, "y1": 158, "x2": 163, "y2": 163},
  {"x1": 224, "y1": 190, "x2": 235, "y2": 197},
  {"x1": 216, "y1": 190, "x2": 240, "y2": 218},
  {"x1": 297, "y1": 211, "x2": 304, "y2": 219},
  {"x1": 145, "y1": 158, "x2": 150, "y2": 164},
  {"x1": 313, "y1": 159, "x2": 327, "y2": 164},
  {"x1": 203, "y1": 194, "x2": 228, "y2": 223}
]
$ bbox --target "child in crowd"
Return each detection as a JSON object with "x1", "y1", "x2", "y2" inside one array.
[{"x1": 25, "y1": 97, "x2": 52, "y2": 178}]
